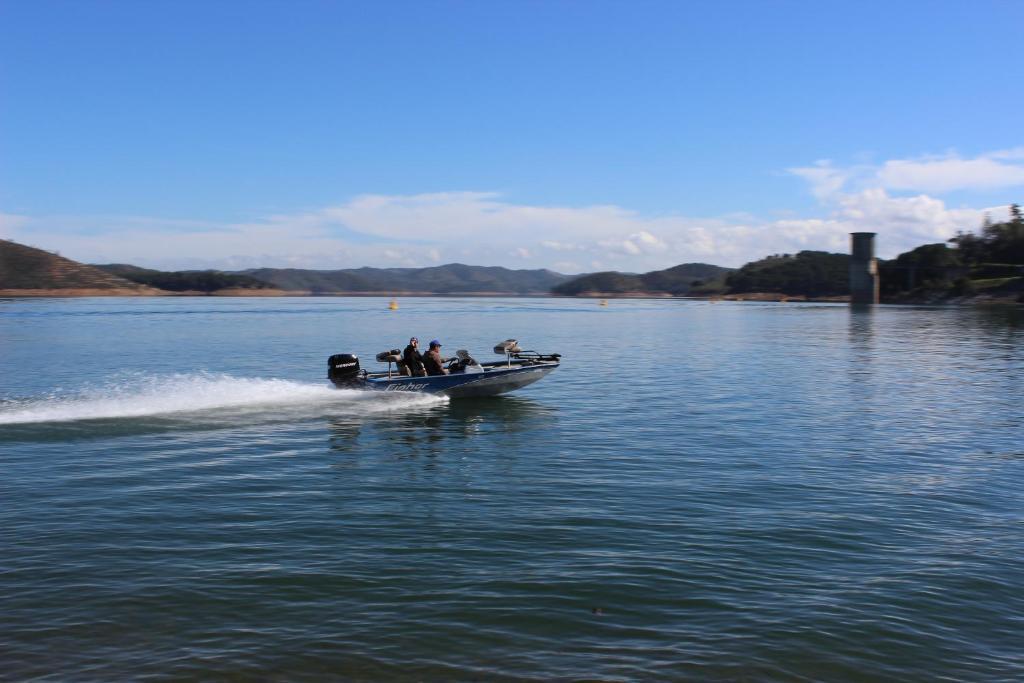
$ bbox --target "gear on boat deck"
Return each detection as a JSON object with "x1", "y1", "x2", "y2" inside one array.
[{"x1": 327, "y1": 339, "x2": 561, "y2": 398}]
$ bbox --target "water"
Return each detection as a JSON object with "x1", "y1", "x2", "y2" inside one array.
[{"x1": 1, "y1": 297, "x2": 1022, "y2": 681}]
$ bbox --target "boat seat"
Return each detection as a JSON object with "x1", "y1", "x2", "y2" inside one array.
[{"x1": 375, "y1": 350, "x2": 408, "y2": 377}]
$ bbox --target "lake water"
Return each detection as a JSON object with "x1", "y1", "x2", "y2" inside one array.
[{"x1": 1, "y1": 297, "x2": 1022, "y2": 681}]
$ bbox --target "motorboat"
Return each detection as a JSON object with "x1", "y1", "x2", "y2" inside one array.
[{"x1": 328, "y1": 339, "x2": 560, "y2": 398}]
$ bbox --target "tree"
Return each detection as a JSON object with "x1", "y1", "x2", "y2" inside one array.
[
  {"x1": 725, "y1": 251, "x2": 849, "y2": 297},
  {"x1": 880, "y1": 243, "x2": 963, "y2": 294},
  {"x1": 948, "y1": 202, "x2": 1024, "y2": 266}
]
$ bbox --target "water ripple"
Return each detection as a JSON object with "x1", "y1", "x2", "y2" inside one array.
[{"x1": 1, "y1": 299, "x2": 1022, "y2": 680}]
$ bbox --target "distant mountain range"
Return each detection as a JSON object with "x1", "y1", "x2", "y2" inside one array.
[
  {"x1": 1, "y1": 238, "x2": 740, "y2": 297},
  {"x1": 242, "y1": 263, "x2": 569, "y2": 294},
  {"x1": 6, "y1": 232, "x2": 1019, "y2": 303},
  {"x1": 96, "y1": 264, "x2": 276, "y2": 292}
]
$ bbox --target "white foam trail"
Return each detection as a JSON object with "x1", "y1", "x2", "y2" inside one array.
[{"x1": 0, "y1": 372, "x2": 444, "y2": 425}]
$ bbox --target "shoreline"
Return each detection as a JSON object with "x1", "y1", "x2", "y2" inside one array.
[
  {"x1": 0, "y1": 289, "x2": 556, "y2": 298},
  {"x1": 2, "y1": 288, "x2": 1020, "y2": 305}
]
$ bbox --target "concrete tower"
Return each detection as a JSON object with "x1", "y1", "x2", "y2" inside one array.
[{"x1": 849, "y1": 232, "x2": 879, "y2": 304}]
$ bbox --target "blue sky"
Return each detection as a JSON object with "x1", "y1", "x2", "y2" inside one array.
[{"x1": 2, "y1": 0, "x2": 1022, "y2": 272}]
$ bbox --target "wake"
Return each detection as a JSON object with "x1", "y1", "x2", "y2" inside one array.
[{"x1": 0, "y1": 372, "x2": 443, "y2": 425}]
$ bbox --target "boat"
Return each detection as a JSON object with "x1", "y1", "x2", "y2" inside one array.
[{"x1": 327, "y1": 339, "x2": 561, "y2": 398}]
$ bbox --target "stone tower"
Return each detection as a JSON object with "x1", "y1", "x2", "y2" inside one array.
[{"x1": 849, "y1": 232, "x2": 879, "y2": 305}]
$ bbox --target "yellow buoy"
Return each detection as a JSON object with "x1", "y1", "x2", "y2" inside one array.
[{"x1": 388, "y1": 298, "x2": 398, "y2": 310}]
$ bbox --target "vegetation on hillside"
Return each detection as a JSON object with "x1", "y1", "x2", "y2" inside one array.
[
  {"x1": 7, "y1": 203, "x2": 1023, "y2": 303},
  {"x1": 880, "y1": 205, "x2": 1024, "y2": 300},
  {"x1": 247, "y1": 263, "x2": 568, "y2": 293},
  {"x1": 242, "y1": 268, "x2": 370, "y2": 293},
  {"x1": 551, "y1": 271, "x2": 645, "y2": 295},
  {"x1": 553, "y1": 204, "x2": 1022, "y2": 302},
  {"x1": 724, "y1": 251, "x2": 849, "y2": 297},
  {"x1": 878, "y1": 244, "x2": 965, "y2": 297},
  {"x1": 95, "y1": 265, "x2": 275, "y2": 292},
  {"x1": 0, "y1": 240, "x2": 153, "y2": 291},
  {"x1": 950, "y1": 204, "x2": 1024, "y2": 266},
  {"x1": 552, "y1": 263, "x2": 730, "y2": 295}
]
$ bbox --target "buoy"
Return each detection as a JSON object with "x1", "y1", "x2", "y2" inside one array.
[{"x1": 388, "y1": 298, "x2": 398, "y2": 310}]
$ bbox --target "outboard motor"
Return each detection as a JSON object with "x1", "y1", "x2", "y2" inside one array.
[{"x1": 327, "y1": 353, "x2": 361, "y2": 387}]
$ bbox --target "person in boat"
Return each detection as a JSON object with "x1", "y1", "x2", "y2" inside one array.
[
  {"x1": 423, "y1": 339, "x2": 449, "y2": 376},
  {"x1": 403, "y1": 337, "x2": 426, "y2": 376}
]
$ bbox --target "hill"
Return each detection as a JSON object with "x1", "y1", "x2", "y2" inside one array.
[
  {"x1": 243, "y1": 263, "x2": 569, "y2": 294},
  {"x1": 552, "y1": 263, "x2": 732, "y2": 296},
  {"x1": 724, "y1": 251, "x2": 850, "y2": 298},
  {"x1": 879, "y1": 242, "x2": 1024, "y2": 304},
  {"x1": 95, "y1": 264, "x2": 276, "y2": 293},
  {"x1": 0, "y1": 239, "x2": 162, "y2": 295}
]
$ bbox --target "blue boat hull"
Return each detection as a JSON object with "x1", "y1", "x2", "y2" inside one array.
[{"x1": 357, "y1": 363, "x2": 558, "y2": 398}]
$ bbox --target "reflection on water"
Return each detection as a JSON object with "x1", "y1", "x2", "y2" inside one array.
[
  {"x1": 846, "y1": 307, "x2": 876, "y2": 406},
  {"x1": 974, "y1": 304, "x2": 1023, "y2": 329},
  {"x1": 847, "y1": 306, "x2": 875, "y2": 352},
  {"x1": 4, "y1": 298, "x2": 1024, "y2": 682},
  {"x1": 328, "y1": 396, "x2": 558, "y2": 457}
]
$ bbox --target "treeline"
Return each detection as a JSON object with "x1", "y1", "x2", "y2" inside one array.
[
  {"x1": 551, "y1": 263, "x2": 731, "y2": 296},
  {"x1": 97, "y1": 202, "x2": 1024, "y2": 300},
  {"x1": 724, "y1": 251, "x2": 849, "y2": 297},
  {"x1": 246, "y1": 263, "x2": 567, "y2": 293},
  {"x1": 881, "y1": 205, "x2": 1024, "y2": 298},
  {"x1": 95, "y1": 265, "x2": 275, "y2": 292},
  {"x1": 714, "y1": 204, "x2": 1024, "y2": 300},
  {"x1": 948, "y1": 204, "x2": 1024, "y2": 267}
]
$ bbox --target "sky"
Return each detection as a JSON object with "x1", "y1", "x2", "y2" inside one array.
[{"x1": 1, "y1": 0, "x2": 1023, "y2": 273}]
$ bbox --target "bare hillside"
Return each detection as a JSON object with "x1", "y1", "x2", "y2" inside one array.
[{"x1": 0, "y1": 239, "x2": 162, "y2": 295}]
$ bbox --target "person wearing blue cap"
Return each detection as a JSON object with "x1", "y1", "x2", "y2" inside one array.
[
  {"x1": 423, "y1": 339, "x2": 448, "y2": 376},
  {"x1": 403, "y1": 337, "x2": 426, "y2": 376}
]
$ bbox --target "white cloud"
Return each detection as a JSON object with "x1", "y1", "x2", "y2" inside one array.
[
  {"x1": 633, "y1": 230, "x2": 667, "y2": 250},
  {"x1": 792, "y1": 148, "x2": 1024, "y2": 197},
  {"x1": 540, "y1": 240, "x2": 580, "y2": 251},
  {"x1": 878, "y1": 154, "x2": 1024, "y2": 193},
  {"x1": 987, "y1": 147, "x2": 1024, "y2": 161},
  {"x1": 787, "y1": 160, "x2": 851, "y2": 201},
  {"x1": 7, "y1": 146, "x2": 1018, "y2": 273},
  {"x1": 4, "y1": 189, "x2": 991, "y2": 272},
  {"x1": 598, "y1": 230, "x2": 668, "y2": 256}
]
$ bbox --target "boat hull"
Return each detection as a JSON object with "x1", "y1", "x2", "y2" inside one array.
[{"x1": 351, "y1": 363, "x2": 558, "y2": 398}]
